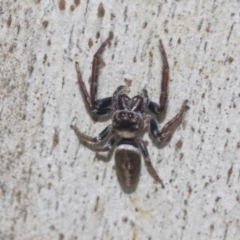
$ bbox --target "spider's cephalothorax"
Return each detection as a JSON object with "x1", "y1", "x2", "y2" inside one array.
[
  {"x1": 112, "y1": 92, "x2": 146, "y2": 138},
  {"x1": 71, "y1": 34, "x2": 187, "y2": 188}
]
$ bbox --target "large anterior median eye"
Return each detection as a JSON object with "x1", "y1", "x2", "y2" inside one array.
[{"x1": 128, "y1": 113, "x2": 133, "y2": 118}]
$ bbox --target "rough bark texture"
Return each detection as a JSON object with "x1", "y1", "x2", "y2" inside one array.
[{"x1": 1, "y1": 1, "x2": 240, "y2": 240}]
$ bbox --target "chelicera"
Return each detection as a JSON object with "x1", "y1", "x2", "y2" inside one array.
[{"x1": 71, "y1": 34, "x2": 187, "y2": 188}]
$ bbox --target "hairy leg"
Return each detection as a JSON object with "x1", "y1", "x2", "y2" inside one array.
[
  {"x1": 137, "y1": 139, "x2": 165, "y2": 188},
  {"x1": 150, "y1": 100, "x2": 187, "y2": 141},
  {"x1": 95, "y1": 136, "x2": 116, "y2": 152},
  {"x1": 70, "y1": 124, "x2": 112, "y2": 143},
  {"x1": 75, "y1": 33, "x2": 113, "y2": 115},
  {"x1": 148, "y1": 40, "x2": 169, "y2": 115}
]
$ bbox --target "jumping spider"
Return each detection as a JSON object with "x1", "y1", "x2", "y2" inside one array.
[{"x1": 71, "y1": 35, "x2": 187, "y2": 188}]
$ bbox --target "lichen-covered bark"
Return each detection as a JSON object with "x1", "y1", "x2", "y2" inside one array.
[{"x1": 1, "y1": 1, "x2": 240, "y2": 239}]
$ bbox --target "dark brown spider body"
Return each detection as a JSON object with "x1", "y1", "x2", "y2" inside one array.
[
  {"x1": 71, "y1": 34, "x2": 187, "y2": 189},
  {"x1": 103, "y1": 89, "x2": 147, "y2": 186}
]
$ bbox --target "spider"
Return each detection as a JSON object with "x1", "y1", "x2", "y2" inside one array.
[{"x1": 71, "y1": 34, "x2": 187, "y2": 188}]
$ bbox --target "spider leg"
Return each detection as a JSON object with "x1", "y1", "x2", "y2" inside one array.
[
  {"x1": 159, "y1": 39, "x2": 169, "y2": 112},
  {"x1": 95, "y1": 136, "x2": 116, "y2": 152},
  {"x1": 75, "y1": 34, "x2": 113, "y2": 115},
  {"x1": 90, "y1": 34, "x2": 112, "y2": 104},
  {"x1": 148, "y1": 40, "x2": 169, "y2": 115},
  {"x1": 137, "y1": 139, "x2": 165, "y2": 188},
  {"x1": 150, "y1": 100, "x2": 187, "y2": 141},
  {"x1": 93, "y1": 97, "x2": 113, "y2": 115},
  {"x1": 75, "y1": 62, "x2": 92, "y2": 110},
  {"x1": 70, "y1": 124, "x2": 111, "y2": 143}
]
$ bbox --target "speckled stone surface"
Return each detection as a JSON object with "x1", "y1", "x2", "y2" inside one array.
[{"x1": 0, "y1": 1, "x2": 240, "y2": 239}]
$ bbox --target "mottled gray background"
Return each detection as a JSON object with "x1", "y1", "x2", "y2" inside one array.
[{"x1": 0, "y1": 1, "x2": 240, "y2": 240}]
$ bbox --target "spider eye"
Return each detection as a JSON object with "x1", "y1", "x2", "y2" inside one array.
[
  {"x1": 128, "y1": 113, "x2": 133, "y2": 118},
  {"x1": 120, "y1": 113, "x2": 125, "y2": 117}
]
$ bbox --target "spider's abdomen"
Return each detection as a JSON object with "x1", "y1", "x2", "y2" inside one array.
[{"x1": 115, "y1": 139, "x2": 141, "y2": 187}]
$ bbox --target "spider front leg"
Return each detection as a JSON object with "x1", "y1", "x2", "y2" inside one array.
[
  {"x1": 150, "y1": 100, "x2": 187, "y2": 141},
  {"x1": 75, "y1": 34, "x2": 113, "y2": 115},
  {"x1": 148, "y1": 40, "x2": 169, "y2": 115},
  {"x1": 137, "y1": 139, "x2": 165, "y2": 188}
]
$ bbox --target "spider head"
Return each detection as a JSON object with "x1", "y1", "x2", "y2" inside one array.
[{"x1": 112, "y1": 94, "x2": 145, "y2": 138}]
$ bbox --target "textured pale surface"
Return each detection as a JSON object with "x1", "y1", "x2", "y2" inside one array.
[{"x1": 1, "y1": 1, "x2": 240, "y2": 240}]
